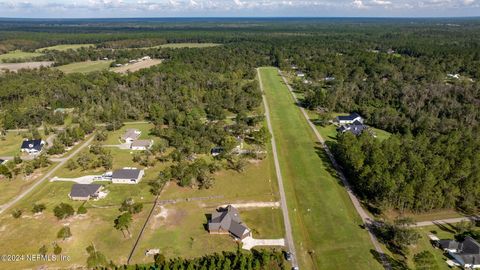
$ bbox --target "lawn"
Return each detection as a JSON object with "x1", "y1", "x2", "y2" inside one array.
[
  {"x1": 55, "y1": 60, "x2": 113, "y2": 74},
  {"x1": 0, "y1": 179, "x2": 154, "y2": 269},
  {"x1": 157, "y1": 43, "x2": 221, "y2": 49},
  {"x1": 0, "y1": 50, "x2": 43, "y2": 62},
  {"x1": 406, "y1": 225, "x2": 458, "y2": 270},
  {"x1": 0, "y1": 164, "x2": 56, "y2": 206},
  {"x1": 0, "y1": 131, "x2": 24, "y2": 156},
  {"x1": 36, "y1": 44, "x2": 94, "y2": 52},
  {"x1": 259, "y1": 67, "x2": 384, "y2": 270}
]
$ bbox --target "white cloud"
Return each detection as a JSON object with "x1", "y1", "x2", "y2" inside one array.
[{"x1": 0, "y1": 0, "x2": 479, "y2": 17}]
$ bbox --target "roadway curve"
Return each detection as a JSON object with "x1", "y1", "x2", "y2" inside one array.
[
  {"x1": 257, "y1": 68, "x2": 299, "y2": 269},
  {"x1": 277, "y1": 69, "x2": 391, "y2": 270},
  {"x1": 0, "y1": 135, "x2": 95, "y2": 215}
]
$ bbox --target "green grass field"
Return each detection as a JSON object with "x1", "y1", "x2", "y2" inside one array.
[
  {"x1": 0, "y1": 50, "x2": 43, "y2": 62},
  {"x1": 157, "y1": 43, "x2": 221, "y2": 49},
  {"x1": 259, "y1": 67, "x2": 383, "y2": 270},
  {"x1": 0, "y1": 132, "x2": 24, "y2": 156},
  {"x1": 55, "y1": 60, "x2": 113, "y2": 74},
  {"x1": 36, "y1": 44, "x2": 94, "y2": 52}
]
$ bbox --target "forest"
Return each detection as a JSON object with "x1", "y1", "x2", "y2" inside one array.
[{"x1": 1, "y1": 18, "x2": 480, "y2": 214}]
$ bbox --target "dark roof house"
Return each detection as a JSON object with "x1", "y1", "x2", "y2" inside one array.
[
  {"x1": 440, "y1": 237, "x2": 480, "y2": 268},
  {"x1": 69, "y1": 184, "x2": 102, "y2": 201},
  {"x1": 336, "y1": 113, "x2": 363, "y2": 124},
  {"x1": 208, "y1": 205, "x2": 251, "y2": 240},
  {"x1": 111, "y1": 168, "x2": 144, "y2": 184},
  {"x1": 20, "y1": 139, "x2": 45, "y2": 154},
  {"x1": 337, "y1": 120, "x2": 367, "y2": 136}
]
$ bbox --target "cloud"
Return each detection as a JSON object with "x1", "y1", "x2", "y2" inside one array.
[{"x1": 0, "y1": 0, "x2": 479, "y2": 17}]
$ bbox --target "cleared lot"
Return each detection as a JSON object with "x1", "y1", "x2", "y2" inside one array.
[
  {"x1": 111, "y1": 59, "x2": 162, "y2": 73},
  {"x1": 0, "y1": 50, "x2": 43, "y2": 62},
  {"x1": 56, "y1": 60, "x2": 113, "y2": 74},
  {"x1": 36, "y1": 44, "x2": 94, "y2": 52}
]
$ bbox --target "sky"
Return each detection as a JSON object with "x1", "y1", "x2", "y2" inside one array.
[{"x1": 0, "y1": 0, "x2": 479, "y2": 18}]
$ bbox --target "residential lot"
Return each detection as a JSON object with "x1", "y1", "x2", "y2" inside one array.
[
  {"x1": 0, "y1": 119, "x2": 285, "y2": 269},
  {"x1": 0, "y1": 131, "x2": 24, "y2": 156},
  {"x1": 259, "y1": 67, "x2": 383, "y2": 270}
]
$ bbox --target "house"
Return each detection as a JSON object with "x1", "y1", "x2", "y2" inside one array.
[
  {"x1": 141, "y1": 56, "x2": 151, "y2": 61},
  {"x1": 324, "y1": 76, "x2": 336, "y2": 82},
  {"x1": 20, "y1": 139, "x2": 45, "y2": 154},
  {"x1": 121, "y1": 129, "x2": 141, "y2": 143},
  {"x1": 0, "y1": 159, "x2": 7, "y2": 165},
  {"x1": 208, "y1": 205, "x2": 252, "y2": 240},
  {"x1": 69, "y1": 184, "x2": 102, "y2": 201},
  {"x1": 447, "y1": 73, "x2": 461, "y2": 80},
  {"x1": 336, "y1": 113, "x2": 364, "y2": 125},
  {"x1": 440, "y1": 237, "x2": 480, "y2": 269},
  {"x1": 337, "y1": 120, "x2": 367, "y2": 136},
  {"x1": 296, "y1": 71, "x2": 305, "y2": 77},
  {"x1": 131, "y1": 140, "x2": 153, "y2": 151},
  {"x1": 111, "y1": 168, "x2": 144, "y2": 184},
  {"x1": 211, "y1": 146, "x2": 224, "y2": 157},
  {"x1": 387, "y1": 49, "x2": 396, "y2": 54}
]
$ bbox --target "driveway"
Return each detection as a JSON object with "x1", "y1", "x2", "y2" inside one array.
[
  {"x1": 242, "y1": 236, "x2": 285, "y2": 250},
  {"x1": 102, "y1": 142, "x2": 131, "y2": 150},
  {"x1": 50, "y1": 175, "x2": 104, "y2": 184},
  {"x1": 219, "y1": 202, "x2": 280, "y2": 209}
]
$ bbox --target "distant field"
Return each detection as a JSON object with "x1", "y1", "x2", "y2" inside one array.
[
  {"x1": 111, "y1": 59, "x2": 162, "y2": 73},
  {"x1": 36, "y1": 44, "x2": 94, "y2": 52},
  {"x1": 158, "y1": 43, "x2": 221, "y2": 49},
  {"x1": 56, "y1": 60, "x2": 112, "y2": 74},
  {"x1": 0, "y1": 50, "x2": 44, "y2": 63},
  {"x1": 0, "y1": 61, "x2": 53, "y2": 72}
]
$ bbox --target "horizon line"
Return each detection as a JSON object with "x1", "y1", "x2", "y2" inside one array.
[{"x1": 1, "y1": 16, "x2": 480, "y2": 20}]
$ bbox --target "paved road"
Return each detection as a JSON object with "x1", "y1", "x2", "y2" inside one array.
[
  {"x1": 412, "y1": 216, "x2": 478, "y2": 227},
  {"x1": 257, "y1": 68, "x2": 299, "y2": 269},
  {"x1": 0, "y1": 135, "x2": 95, "y2": 215},
  {"x1": 277, "y1": 69, "x2": 391, "y2": 270}
]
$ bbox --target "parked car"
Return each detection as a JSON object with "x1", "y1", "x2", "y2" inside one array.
[{"x1": 285, "y1": 252, "x2": 292, "y2": 261}]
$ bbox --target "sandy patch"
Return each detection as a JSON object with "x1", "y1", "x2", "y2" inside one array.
[
  {"x1": 0, "y1": 61, "x2": 54, "y2": 72},
  {"x1": 112, "y1": 59, "x2": 162, "y2": 73}
]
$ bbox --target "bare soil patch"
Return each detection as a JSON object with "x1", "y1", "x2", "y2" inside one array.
[
  {"x1": 112, "y1": 59, "x2": 162, "y2": 73},
  {"x1": 0, "y1": 61, "x2": 54, "y2": 72}
]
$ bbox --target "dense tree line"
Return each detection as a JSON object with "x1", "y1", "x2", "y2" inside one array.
[{"x1": 335, "y1": 131, "x2": 480, "y2": 213}]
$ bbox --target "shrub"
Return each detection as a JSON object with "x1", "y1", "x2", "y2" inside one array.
[
  {"x1": 53, "y1": 203, "x2": 74, "y2": 219},
  {"x1": 57, "y1": 226, "x2": 72, "y2": 240},
  {"x1": 32, "y1": 203, "x2": 46, "y2": 214},
  {"x1": 12, "y1": 209, "x2": 22, "y2": 218},
  {"x1": 77, "y1": 204, "x2": 88, "y2": 215}
]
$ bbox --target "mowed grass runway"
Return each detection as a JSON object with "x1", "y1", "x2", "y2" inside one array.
[{"x1": 259, "y1": 67, "x2": 383, "y2": 270}]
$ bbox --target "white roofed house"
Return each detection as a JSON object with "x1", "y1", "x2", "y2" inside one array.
[
  {"x1": 111, "y1": 168, "x2": 144, "y2": 184},
  {"x1": 335, "y1": 113, "x2": 364, "y2": 125},
  {"x1": 121, "y1": 129, "x2": 141, "y2": 143},
  {"x1": 131, "y1": 140, "x2": 153, "y2": 151}
]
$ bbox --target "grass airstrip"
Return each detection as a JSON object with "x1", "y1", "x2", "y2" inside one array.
[
  {"x1": 157, "y1": 43, "x2": 221, "y2": 49},
  {"x1": 259, "y1": 67, "x2": 383, "y2": 270}
]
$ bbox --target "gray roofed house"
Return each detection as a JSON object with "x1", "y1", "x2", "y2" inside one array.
[
  {"x1": 208, "y1": 205, "x2": 251, "y2": 240},
  {"x1": 0, "y1": 159, "x2": 6, "y2": 165},
  {"x1": 337, "y1": 120, "x2": 367, "y2": 136},
  {"x1": 131, "y1": 139, "x2": 153, "y2": 150},
  {"x1": 121, "y1": 129, "x2": 141, "y2": 143},
  {"x1": 69, "y1": 184, "x2": 102, "y2": 201},
  {"x1": 111, "y1": 168, "x2": 144, "y2": 184},
  {"x1": 440, "y1": 237, "x2": 480, "y2": 269}
]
